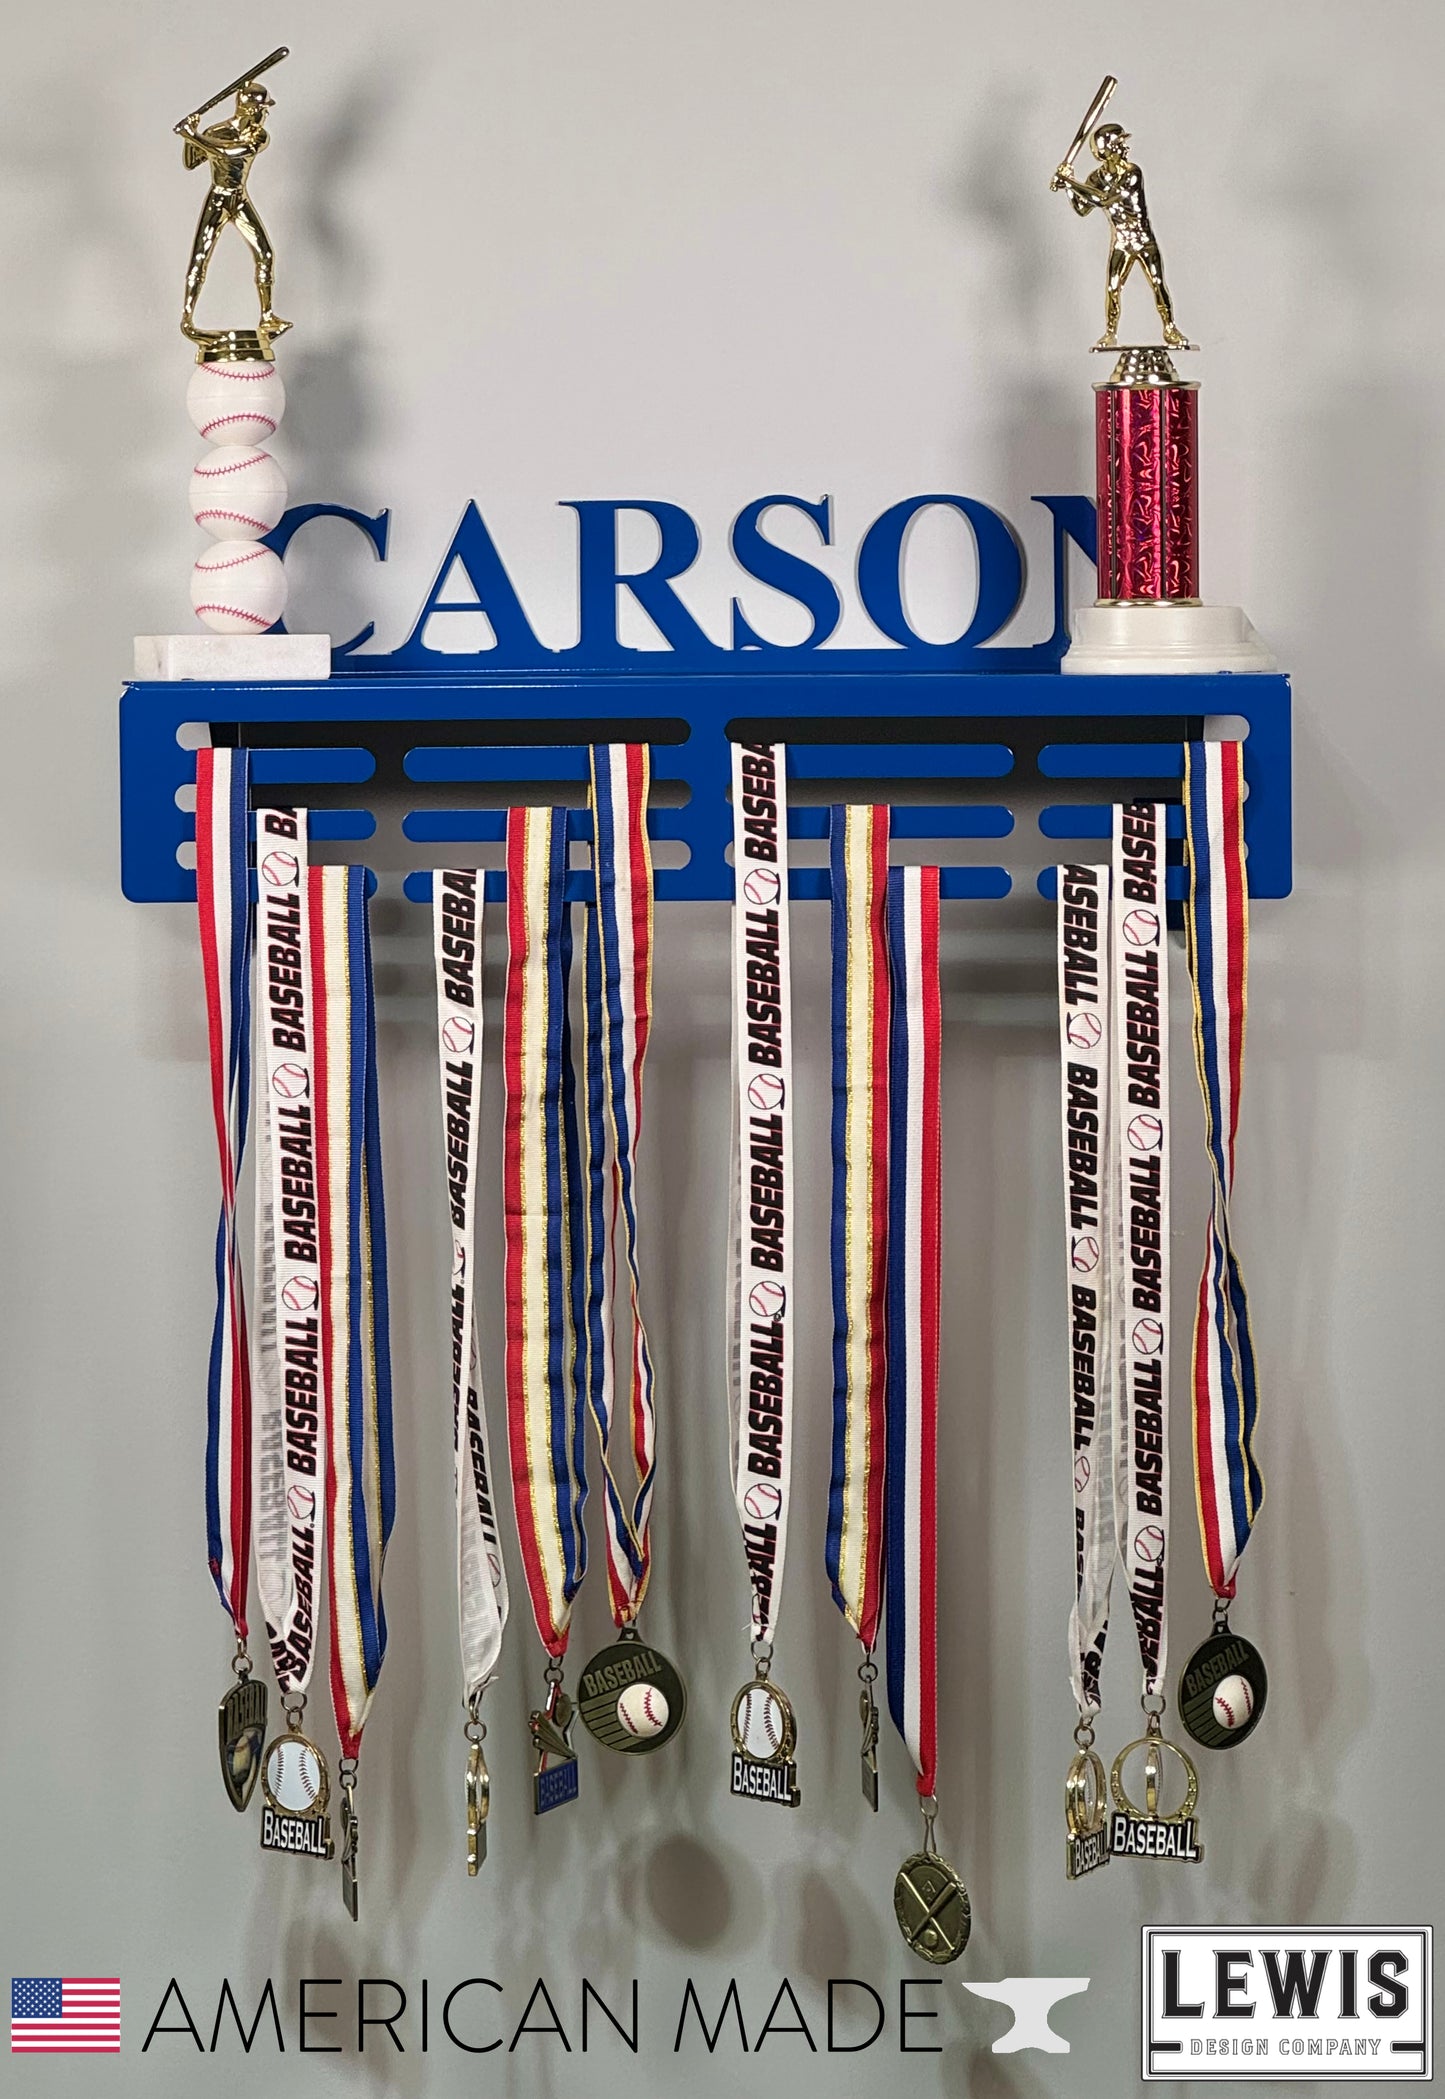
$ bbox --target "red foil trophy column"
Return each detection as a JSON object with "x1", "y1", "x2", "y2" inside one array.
[{"x1": 1051, "y1": 82, "x2": 1273, "y2": 675}]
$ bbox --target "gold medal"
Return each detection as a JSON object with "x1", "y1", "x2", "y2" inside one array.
[
  {"x1": 577, "y1": 1629, "x2": 687, "y2": 1754},
  {"x1": 529, "y1": 1666, "x2": 579, "y2": 1815},
  {"x1": 728, "y1": 1664, "x2": 800, "y2": 1808},
  {"x1": 1063, "y1": 1718, "x2": 1110, "y2": 1880},
  {"x1": 258, "y1": 1709, "x2": 333, "y2": 1860},
  {"x1": 217, "y1": 1652, "x2": 266, "y2": 1813},
  {"x1": 1109, "y1": 1710, "x2": 1203, "y2": 1863},
  {"x1": 894, "y1": 1804, "x2": 971, "y2": 1966}
]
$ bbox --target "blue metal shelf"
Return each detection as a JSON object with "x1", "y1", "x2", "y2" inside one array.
[{"x1": 119, "y1": 660, "x2": 1291, "y2": 904}]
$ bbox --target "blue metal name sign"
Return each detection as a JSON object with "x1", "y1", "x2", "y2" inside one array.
[{"x1": 268, "y1": 492, "x2": 1098, "y2": 669}]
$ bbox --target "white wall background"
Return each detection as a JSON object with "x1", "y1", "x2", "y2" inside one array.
[{"x1": 2, "y1": 3, "x2": 1443, "y2": 2094}]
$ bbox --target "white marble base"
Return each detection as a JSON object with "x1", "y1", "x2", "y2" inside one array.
[
  {"x1": 1062, "y1": 603, "x2": 1275, "y2": 676},
  {"x1": 133, "y1": 634, "x2": 332, "y2": 682}
]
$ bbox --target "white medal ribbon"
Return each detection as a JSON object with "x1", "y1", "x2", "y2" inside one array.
[
  {"x1": 1057, "y1": 864, "x2": 1117, "y2": 1716},
  {"x1": 251, "y1": 808, "x2": 323, "y2": 1700},
  {"x1": 1110, "y1": 803, "x2": 1171, "y2": 1699},
  {"x1": 434, "y1": 870, "x2": 509, "y2": 1703},
  {"x1": 727, "y1": 743, "x2": 795, "y2": 1648}
]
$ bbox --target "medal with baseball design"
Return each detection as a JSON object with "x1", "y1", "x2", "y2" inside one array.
[
  {"x1": 574, "y1": 748, "x2": 688, "y2": 1755},
  {"x1": 882, "y1": 868, "x2": 970, "y2": 1961},
  {"x1": 729, "y1": 1668, "x2": 801, "y2": 1806},
  {"x1": 725, "y1": 744, "x2": 799, "y2": 1803},
  {"x1": 195, "y1": 750, "x2": 264, "y2": 1808},
  {"x1": 259, "y1": 1720, "x2": 333, "y2": 1858},
  {"x1": 1177, "y1": 742, "x2": 1268, "y2": 1751},
  {"x1": 1178, "y1": 1619, "x2": 1266, "y2": 1749},
  {"x1": 1055, "y1": 862, "x2": 1116, "y2": 1878},
  {"x1": 825, "y1": 805, "x2": 891, "y2": 1812},
  {"x1": 579, "y1": 1631, "x2": 687, "y2": 1754},
  {"x1": 218, "y1": 1667, "x2": 267, "y2": 1814}
]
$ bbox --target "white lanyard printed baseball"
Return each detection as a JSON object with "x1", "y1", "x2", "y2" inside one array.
[{"x1": 1105, "y1": 802, "x2": 1202, "y2": 1866}]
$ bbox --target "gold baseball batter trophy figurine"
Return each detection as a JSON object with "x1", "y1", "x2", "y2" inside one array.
[
  {"x1": 1049, "y1": 77, "x2": 1272, "y2": 674},
  {"x1": 136, "y1": 46, "x2": 330, "y2": 679},
  {"x1": 177, "y1": 47, "x2": 291, "y2": 363}
]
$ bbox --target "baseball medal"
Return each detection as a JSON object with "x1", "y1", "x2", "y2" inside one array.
[
  {"x1": 578, "y1": 1630, "x2": 687, "y2": 1754},
  {"x1": 1108, "y1": 1721, "x2": 1203, "y2": 1863},
  {"x1": 893, "y1": 1847, "x2": 971, "y2": 1965},
  {"x1": 729, "y1": 1673, "x2": 800, "y2": 1808},
  {"x1": 1178, "y1": 1624, "x2": 1267, "y2": 1750},
  {"x1": 259, "y1": 1727, "x2": 333, "y2": 1859},
  {"x1": 218, "y1": 1669, "x2": 267, "y2": 1813},
  {"x1": 529, "y1": 1672, "x2": 580, "y2": 1815},
  {"x1": 338, "y1": 1772, "x2": 359, "y2": 1921},
  {"x1": 466, "y1": 1738, "x2": 490, "y2": 1874},
  {"x1": 1063, "y1": 1730, "x2": 1110, "y2": 1880},
  {"x1": 858, "y1": 1668, "x2": 880, "y2": 1813}
]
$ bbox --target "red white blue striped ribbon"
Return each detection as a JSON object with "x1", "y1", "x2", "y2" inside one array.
[
  {"x1": 883, "y1": 866, "x2": 942, "y2": 1797},
  {"x1": 252, "y1": 808, "x2": 324, "y2": 1700},
  {"x1": 195, "y1": 747, "x2": 254, "y2": 1643},
  {"x1": 1056, "y1": 864, "x2": 1117, "y2": 1717},
  {"x1": 310, "y1": 866, "x2": 396, "y2": 1763},
  {"x1": 586, "y1": 745, "x2": 658, "y2": 1628},
  {"x1": 1183, "y1": 742, "x2": 1263, "y2": 1598},
  {"x1": 434, "y1": 870, "x2": 509, "y2": 1706},
  {"x1": 1111, "y1": 802, "x2": 1172, "y2": 1700},
  {"x1": 825, "y1": 805, "x2": 891, "y2": 1655},
  {"x1": 727, "y1": 744, "x2": 795, "y2": 1648},
  {"x1": 503, "y1": 808, "x2": 588, "y2": 1658}
]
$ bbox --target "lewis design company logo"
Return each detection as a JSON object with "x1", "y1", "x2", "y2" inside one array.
[{"x1": 1143, "y1": 1928, "x2": 1431, "y2": 2080}]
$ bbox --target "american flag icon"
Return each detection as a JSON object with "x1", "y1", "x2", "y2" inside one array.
[{"x1": 11, "y1": 1978, "x2": 121, "y2": 2052}]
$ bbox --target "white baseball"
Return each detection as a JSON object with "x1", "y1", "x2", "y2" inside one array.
[
  {"x1": 1066, "y1": 1009, "x2": 1103, "y2": 1050},
  {"x1": 1071, "y1": 1234, "x2": 1100, "y2": 1272},
  {"x1": 267, "y1": 1736, "x2": 323, "y2": 1813},
  {"x1": 1212, "y1": 1673, "x2": 1254, "y2": 1731},
  {"x1": 742, "y1": 1479, "x2": 782, "y2": 1523},
  {"x1": 281, "y1": 1274, "x2": 318, "y2": 1314},
  {"x1": 616, "y1": 1682, "x2": 669, "y2": 1739},
  {"x1": 186, "y1": 359, "x2": 286, "y2": 447},
  {"x1": 741, "y1": 865, "x2": 780, "y2": 908},
  {"x1": 1131, "y1": 1316, "x2": 1164, "y2": 1356},
  {"x1": 747, "y1": 1070, "x2": 785, "y2": 1113},
  {"x1": 441, "y1": 1014, "x2": 475, "y2": 1055},
  {"x1": 748, "y1": 1279, "x2": 786, "y2": 1323},
  {"x1": 286, "y1": 1484, "x2": 315, "y2": 1524},
  {"x1": 1133, "y1": 1523, "x2": 1166, "y2": 1564},
  {"x1": 191, "y1": 542, "x2": 287, "y2": 633},
  {"x1": 1122, "y1": 907, "x2": 1160, "y2": 949},
  {"x1": 190, "y1": 445, "x2": 289, "y2": 540},
  {"x1": 260, "y1": 847, "x2": 299, "y2": 889},
  {"x1": 272, "y1": 1060, "x2": 309, "y2": 1100},
  {"x1": 1127, "y1": 1112, "x2": 1163, "y2": 1152},
  {"x1": 738, "y1": 1683, "x2": 784, "y2": 1759}
]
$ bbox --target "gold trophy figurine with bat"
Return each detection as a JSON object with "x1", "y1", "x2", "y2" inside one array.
[
  {"x1": 1050, "y1": 76, "x2": 1193, "y2": 356},
  {"x1": 176, "y1": 47, "x2": 290, "y2": 361}
]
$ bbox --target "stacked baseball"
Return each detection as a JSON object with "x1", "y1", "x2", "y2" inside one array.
[{"x1": 186, "y1": 360, "x2": 289, "y2": 634}]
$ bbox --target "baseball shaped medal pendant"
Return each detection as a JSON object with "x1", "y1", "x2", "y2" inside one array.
[
  {"x1": 1178, "y1": 1625, "x2": 1268, "y2": 1749},
  {"x1": 258, "y1": 1726, "x2": 334, "y2": 1859},
  {"x1": 894, "y1": 1850, "x2": 971, "y2": 1965},
  {"x1": 578, "y1": 1630, "x2": 687, "y2": 1754},
  {"x1": 728, "y1": 1672, "x2": 801, "y2": 1807}
]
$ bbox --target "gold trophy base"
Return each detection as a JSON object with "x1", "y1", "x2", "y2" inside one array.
[{"x1": 186, "y1": 328, "x2": 275, "y2": 367}]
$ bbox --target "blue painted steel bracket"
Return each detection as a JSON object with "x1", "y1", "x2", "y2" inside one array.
[{"x1": 118, "y1": 661, "x2": 1291, "y2": 904}]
